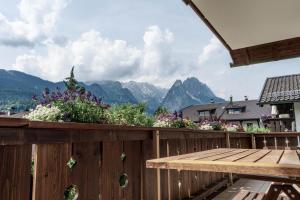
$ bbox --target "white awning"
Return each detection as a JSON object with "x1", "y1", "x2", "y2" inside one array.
[{"x1": 184, "y1": 0, "x2": 300, "y2": 66}]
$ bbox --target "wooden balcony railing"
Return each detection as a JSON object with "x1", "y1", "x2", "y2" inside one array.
[{"x1": 0, "y1": 117, "x2": 299, "y2": 200}]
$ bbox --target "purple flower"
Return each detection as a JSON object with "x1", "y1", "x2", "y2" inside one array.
[
  {"x1": 43, "y1": 88, "x2": 50, "y2": 95},
  {"x1": 32, "y1": 95, "x2": 38, "y2": 101}
]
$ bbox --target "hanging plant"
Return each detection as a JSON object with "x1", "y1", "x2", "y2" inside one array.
[
  {"x1": 64, "y1": 185, "x2": 78, "y2": 200},
  {"x1": 120, "y1": 153, "x2": 126, "y2": 161},
  {"x1": 119, "y1": 173, "x2": 129, "y2": 188},
  {"x1": 67, "y1": 157, "x2": 77, "y2": 169}
]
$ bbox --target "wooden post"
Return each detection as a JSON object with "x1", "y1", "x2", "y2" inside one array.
[
  {"x1": 167, "y1": 140, "x2": 171, "y2": 200},
  {"x1": 225, "y1": 132, "x2": 233, "y2": 185},
  {"x1": 251, "y1": 134, "x2": 256, "y2": 149},
  {"x1": 225, "y1": 132, "x2": 230, "y2": 148},
  {"x1": 153, "y1": 130, "x2": 161, "y2": 200}
]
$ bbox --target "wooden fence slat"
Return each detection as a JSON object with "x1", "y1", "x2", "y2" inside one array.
[
  {"x1": 71, "y1": 142, "x2": 101, "y2": 200},
  {"x1": 0, "y1": 145, "x2": 32, "y2": 200},
  {"x1": 142, "y1": 140, "x2": 156, "y2": 200},
  {"x1": 33, "y1": 144, "x2": 71, "y2": 200},
  {"x1": 100, "y1": 141, "x2": 123, "y2": 200},
  {"x1": 123, "y1": 141, "x2": 142, "y2": 200}
]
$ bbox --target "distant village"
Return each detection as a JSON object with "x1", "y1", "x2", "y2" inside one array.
[{"x1": 181, "y1": 74, "x2": 300, "y2": 132}]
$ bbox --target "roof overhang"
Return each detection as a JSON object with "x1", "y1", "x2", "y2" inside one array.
[{"x1": 183, "y1": 0, "x2": 300, "y2": 67}]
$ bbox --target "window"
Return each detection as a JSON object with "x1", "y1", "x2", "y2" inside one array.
[
  {"x1": 198, "y1": 111, "x2": 210, "y2": 117},
  {"x1": 198, "y1": 109, "x2": 216, "y2": 119},
  {"x1": 247, "y1": 123, "x2": 253, "y2": 128},
  {"x1": 227, "y1": 108, "x2": 242, "y2": 114}
]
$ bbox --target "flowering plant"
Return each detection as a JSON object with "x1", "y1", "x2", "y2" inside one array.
[
  {"x1": 199, "y1": 121, "x2": 214, "y2": 130},
  {"x1": 153, "y1": 113, "x2": 177, "y2": 128},
  {"x1": 106, "y1": 103, "x2": 154, "y2": 127},
  {"x1": 24, "y1": 105, "x2": 61, "y2": 122},
  {"x1": 223, "y1": 123, "x2": 241, "y2": 132},
  {"x1": 26, "y1": 67, "x2": 110, "y2": 123},
  {"x1": 154, "y1": 112, "x2": 198, "y2": 129}
]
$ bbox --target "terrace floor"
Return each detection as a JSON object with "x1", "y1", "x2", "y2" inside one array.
[{"x1": 213, "y1": 179, "x2": 271, "y2": 200}]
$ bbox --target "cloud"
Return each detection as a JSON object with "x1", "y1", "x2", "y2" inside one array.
[
  {"x1": 198, "y1": 37, "x2": 223, "y2": 65},
  {"x1": 14, "y1": 30, "x2": 142, "y2": 81},
  {"x1": 0, "y1": 0, "x2": 70, "y2": 47},
  {"x1": 13, "y1": 26, "x2": 183, "y2": 85}
]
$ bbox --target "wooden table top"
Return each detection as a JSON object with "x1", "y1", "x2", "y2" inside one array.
[{"x1": 146, "y1": 148, "x2": 300, "y2": 178}]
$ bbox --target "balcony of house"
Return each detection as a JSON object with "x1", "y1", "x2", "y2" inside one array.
[{"x1": 1, "y1": 117, "x2": 300, "y2": 200}]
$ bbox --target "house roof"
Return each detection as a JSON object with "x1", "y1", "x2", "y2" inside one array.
[
  {"x1": 258, "y1": 74, "x2": 300, "y2": 104},
  {"x1": 183, "y1": 0, "x2": 300, "y2": 67},
  {"x1": 182, "y1": 100, "x2": 271, "y2": 121}
]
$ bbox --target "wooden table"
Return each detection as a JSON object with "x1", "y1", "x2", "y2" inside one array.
[{"x1": 146, "y1": 148, "x2": 300, "y2": 200}]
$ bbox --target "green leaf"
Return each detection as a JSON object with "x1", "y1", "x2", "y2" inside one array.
[{"x1": 67, "y1": 157, "x2": 77, "y2": 169}]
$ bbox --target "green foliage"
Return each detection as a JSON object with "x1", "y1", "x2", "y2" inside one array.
[
  {"x1": 64, "y1": 185, "x2": 78, "y2": 200},
  {"x1": 120, "y1": 153, "x2": 126, "y2": 161},
  {"x1": 154, "y1": 106, "x2": 169, "y2": 116},
  {"x1": 171, "y1": 119, "x2": 198, "y2": 129},
  {"x1": 53, "y1": 98, "x2": 106, "y2": 123},
  {"x1": 64, "y1": 66, "x2": 82, "y2": 92},
  {"x1": 245, "y1": 126, "x2": 271, "y2": 133},
  {"x1": 119, "y1": 173, "x2": 129, "y2": 188},
  {"x1": 31, "y1": 160, "x2": 34, "y2": 176},
  {"x1": 106, "y1": 103, "x2": 155, "y2": 127},
  {"x1": 67, "y1": 157, "x2": 77, "y2": 169}
]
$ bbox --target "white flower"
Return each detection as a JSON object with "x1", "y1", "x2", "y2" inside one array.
[
  {"x1": 24, "y1": 105, "x2": 62, "y2": 122},
  {"x1": 153, "y1": 119, "x2": 172, "y2": 128},
  {"x1": 199, "y1": 124, "x2": 213, "y2": 130}
]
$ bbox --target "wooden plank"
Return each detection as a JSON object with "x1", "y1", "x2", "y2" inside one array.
[
  {"x1": 142, "y1": 140, "x2": 156, "y2": 200},
  {"x1": 232, "y1": 190, "x2": 250, "y2": 200},
  {"x1": 256, "y1": 150, "x2": 283, "y2": 164},
  {"x1": 0, "y1": 145, "x2": 32, "y2": 200},
  {"x1": 0, "y1": 117, "x2": 28, "y2": 127},
  {"x1": 70, "y1": 142, "x2": 101, "y2": 200},
  {"x1": 123, "y1": 141, "x2": 142, "y2": 200},
  {"x1": 146, "y1": 159, "x2": 300, "y2": 177},
  {"x1": 244, "y1": 192, "x2": 257, "y2": 200},
  {"x1": 152, "y1": 148, "x2": 231, "y2": 163},
  {"x1": 191, "y1": 178, "x2": 228, "y2": 200},
  {"x1": 217, "y1": 149, "x2": 259, "y2": 162},
  {"x1": 197, "y1": 149, "x2": 249, "y2": 161},
  {"x1": 254, "y1": 193, "x2": 265, "y2": 200},
  {"x1": 33, "y1": 144, "x2": 71, "y2": 200},
  {"x1": 279, "y1": 150, "x2": 300, "y2": 165},
  {"x1": 100, "y1": 141, "x2": 123, "y2": 200},
  {"x1": 238, "y1": 150, "x2": 271, "y2": 162}
]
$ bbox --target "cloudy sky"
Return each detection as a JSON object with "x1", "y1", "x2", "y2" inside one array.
[{"x1": 0, "y1": 0, "x2": 300, "y2": 100}]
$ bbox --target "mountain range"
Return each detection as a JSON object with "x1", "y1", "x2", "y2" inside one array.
[{"x1": 0, "y1": 69, "x2": 225, "y2": 113}]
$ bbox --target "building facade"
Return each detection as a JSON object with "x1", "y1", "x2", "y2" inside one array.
[
  {"x1": 258, "y1": 74, "x2": 300, "y2": 132},
  {"x1": 181, "y1": 99, "x2": 271, "y2": 130}
]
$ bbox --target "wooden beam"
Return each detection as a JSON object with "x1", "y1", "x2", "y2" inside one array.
[
  {"x1": 230, "y1": 37, "x2": 300, "y2": 67},
  {"x1": 183, "y1": 0, "x2": 300, "y2": 67},
  {"x1": 0, "y1": 117, "x2": 28, "y2": 127},
  {"x1": 147, "y1": 159, "x2": 300, "y2": 177}
]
